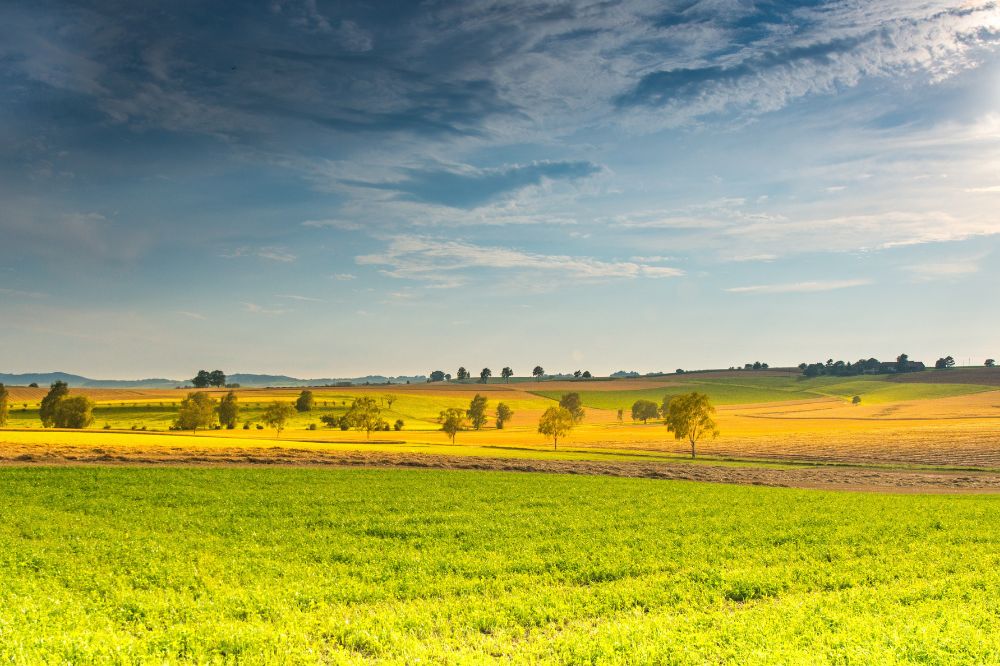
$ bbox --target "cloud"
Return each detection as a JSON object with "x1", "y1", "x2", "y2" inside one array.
[
  {"x1": 342, "y1": 161, "x2": 602, "y2": 208},
  {"x1": 902, "y1": 255, "x2": 986, "y2": 281},
  {"x1": 175, "y1": 310, "x2": 206, "y2": 320},
  {"x1": 0, "y1": 287, "x2": 48, "y2": 299},
  {"x1": 222, "y1": 246, "x2": 297, "y2": 262},
  {"x1": 330, "y1": 273, "x2": 356, "y2": 281},
  {"x1": 276, "y1": 294, "x2": 325, "y2": 302},
  {"x1": 964, "y1": 185, "x2": 1000, "y2": 193},
  {"x1": 241, "y1": 302, "x2": 288, "y2": 315},
  {"x1": 302, "y1": 218, "x2": 364, "y2": 230},
  {"x1": 356, "y1": 236, "x2": 684, "y2": 283},
  {"x1": 725, "y1": 279, "x2": 872, "y2": 294}
]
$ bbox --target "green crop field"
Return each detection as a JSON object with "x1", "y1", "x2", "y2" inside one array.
[
  {"x1": 535, "y1": 374, "x2": 995, "y2": 411},
  {"x1": 2, "y1": 467, "x2": 998, "y2": 664}
]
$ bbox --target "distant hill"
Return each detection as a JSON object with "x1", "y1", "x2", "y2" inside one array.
[{"x1": 0, "y1": 371, "x2": 428, "y2": 389}]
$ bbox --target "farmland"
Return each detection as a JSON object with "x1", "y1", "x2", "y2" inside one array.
[{"x1": 2, "y1": 467, "x2": 999, "y2": 664}]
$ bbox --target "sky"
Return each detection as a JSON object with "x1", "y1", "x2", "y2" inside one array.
[{"x1": 1, "y1": 0, "x2": 999, "y2": 379}]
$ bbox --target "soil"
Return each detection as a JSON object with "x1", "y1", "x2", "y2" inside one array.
[{"x1": 2, "y1": 443, "x2": 999, "y2": 494}]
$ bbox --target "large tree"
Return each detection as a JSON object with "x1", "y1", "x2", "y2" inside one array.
[
  {"x1": 537, "y1": 406, "x2": 574, "y2": 449},
  {"x1": 495, "y1": 402, "x2": 513, "y2": 429},
  {"x1": 457, "y1": 367, "x2": 470, "y2": 381},
  {"x1": 209, "y1": 370, "x2": 227, "y2": 387},
  {"x1": 501, "y1": 367, "x2": 513, "y2": 383},
  {"x1": 439, "y1": 407, "x2": 466, "y2": 443},
  {"x1": 295, "y1": 390, "x2": 315, "y2": 412},
  {"x1": 896, "y1": 353, "x2": 909, "y2": 372},
  {"x1": 39, "y1": 380, "x2": 70, "y2": 428},
  {"x1": 0, "y1": 383, "x2": 8, "y2": 427},
  {"x1": 631, "y1": 399, "x2": 659, "y2": 424},
  {"x1": 987, "y1": 359, "x2": 996, "y2": 368},
  {"x1": 345, "y1": 397, "x2": 383, "y2": 439},
  {"x1": 429, "y1": 370, "x2": 446, "y2": 382},
  {"x1": 662, "y1": 392, "x2": 719, "y2": 458},
  {"x1": 262, "y1": 401, "x2": 296, "y2": 436},
  {"x1": 935, "y1": 356, "x2": 955, "y2": 369},
  {"x1": 467, "y1": 393, "x2": 489, "y2": 430},
  {"x1": 480, "y1": 367, "x2": 492, "y2": 384},
  {"x1": 532, "y1": 366, "x2": 544, "y2": 380},
  {"x1": 558, "y1": 393, "x2": 585, "y2": 423},
  {"x1": 218, "y1": 391, "x2": 240, "y2": 429},
  {"x1": 192, "y1": 370, "x2": 212, "y2": 388},
  {"x1": 53, "y1": 396, "x2": 95, "y2": 429},
  {"x1": 175, "y1": 392, "x2": 218, "y2": 433}
]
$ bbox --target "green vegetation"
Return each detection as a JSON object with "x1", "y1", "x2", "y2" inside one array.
[
  {"x1": 1, "y1": 468, "x2": 998, "y2": 663},
  {"x1": 262, "y1": 400, "x2": 296, "y2": 436},
  {"x1": 538, "y1": 405, "x2": 574, "y2": 448},
  {"x1": 663, "y1": 392, "x2": 719, "y2": 458}
]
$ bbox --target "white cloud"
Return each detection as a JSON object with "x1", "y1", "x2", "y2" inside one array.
[
  {"x1": 222, "y1": 246, "x2": 297, "y2": 262},
  {"x1": 726, "y1": 279, "x2": 872, "y2": 294},
  {"x1": 902, "y1": 256, "x2": 986, "y2": 281},
  {"x1": 241, "y1": 302, "x2": 288, "y2": 315},
  {"x1": 302, "y1": 218, "x2": 364, "y2": 230},
  {"x1": 330, "y1": 273, "x2": 357, "y2": 281},
  {"x1": 276, "y1": 294, "x2": 324, "y2": 302},
  {"x1": 356, "y1": 236, "x2": 684, "y2": 283}
]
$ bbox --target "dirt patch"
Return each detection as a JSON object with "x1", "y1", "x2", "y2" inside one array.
[{"x1": 2, "y1": 443, "x2": 998, "y2": 493}]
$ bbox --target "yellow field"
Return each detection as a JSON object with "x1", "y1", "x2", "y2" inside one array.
[{"x1": 4, "y1": 373, "x2": 1000, "y2": 470}]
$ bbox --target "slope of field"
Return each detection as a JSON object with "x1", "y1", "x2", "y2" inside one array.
[{"x1": 1, "y1": 468, "x2": 998, "y2": 664}]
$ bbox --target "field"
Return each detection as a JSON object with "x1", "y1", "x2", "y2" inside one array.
[{"x1": 2, "y1": 467, "x2": 999, "y2": 664}]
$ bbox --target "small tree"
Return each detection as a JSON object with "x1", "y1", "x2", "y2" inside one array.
[
  {"x1": 175, "y1": 392, "x2": 218, "y2": 433},
  {"x1": 383, "y1": 394, "x2": 397, "y2": 410},
  {"x1": 631, "y1": 399, "x2": 659, "y2": 424},
  {"x1": 986, "y1": 359, "x2": 996, "y2": 368},
  {"x1": 262, "y1": 401, "x2": 296, "y2": 436},
  {"x1": 345, "y1": 397, "x2": 382, "y2": 439},
  {"x1": 430, "y1": 370, "x2": 446, "y2": 382},
  {"x1": 616, "y1": 408, "x2": 624, "y2": 423},
  {"x1": 501, "y1": 367, "x2": 513, "y2": 383},
  {"x1": 218, "y1": 391, "x2": 240, "y2": 429},
  {"x1": 394, "y1": 419, "x2": 404, "y2": 431},
  {"x1": 558, "y1": 393, "x2": 585, "y2": 423},
  {"x1": 573, "y1": 370, "x2": 582, "y2": 378},
  {"x1": 0, "y1": 383, "x2": 9, "y2": 427},
  {"x1": 467, "y1": 393, "x2": 489, "y2": 430},
  {"x1": 852, "y1": 395, "x2": 861, "y2": 406},
  {"x1": 896, "y1": 353, "x2": 909, "y2": 373},
  {"x1": 192, "y1": 370, "x2": 212, "y2": 388},
  {"x1": 532, "y1": 366, "x2": 544, "y2": 380},
  {"x1": 39, "y1": 381, "x2": 70, "y2": 428},
  {"x1": 480, "y1": 367, "x2": 492, "y2": 384},
  {"x1": 662, "y1": 392, "x2": 719, "y2": 458},
  {"x1": 496, "y1": 402, "x2": 513, "y2": 429},
  {"x1": 53, "y1": 396, "x2": 95, "y2": 429},
  {"x1": 457, "y1": 367, "x2": 470, "y2": 381},
  {"x1": 439, "y1": 407, "x2": 466, "y2": 443},
  {"x1": 295, "y1": 390, "x2": 315, "y2": 412},
  {"x1": 538, "y1": 406, "x2": 574, "y2": 449},
  {"x1": 582, "y1": 370, "x2": 591, "y2": 378},
  {"x1": 320, "y1": 414, "x2": 341, "y2": 428}
]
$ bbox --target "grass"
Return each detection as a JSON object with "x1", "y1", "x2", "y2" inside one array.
[
  {"x1": 1, "y1": 467, "x2": 998, "y2": 663},
  {"x1": 534, "y1": 381, "x2": 817, "y2": 410}
]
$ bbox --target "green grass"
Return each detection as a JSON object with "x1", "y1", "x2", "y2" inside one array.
[
  {"x1": 810, "y1": 379, "x2": 995, "y2": 404},
  {"x1": 1, "y1": 467, "x2": 998, "y2": 663},
  {"x1": 534, "y1": 381, "x2": 818, "y2": 410}
]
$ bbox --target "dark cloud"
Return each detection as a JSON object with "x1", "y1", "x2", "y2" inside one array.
[{"x1": 343, "y1": 161, "x2": 602, "y2": 208}]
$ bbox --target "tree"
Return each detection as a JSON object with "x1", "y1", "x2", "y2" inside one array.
[
  {"x1": 662, "y1": 392, "x2": 719, "y2": 458},
  {"x1": 439, "y1": 407, "x2": 466, "y2": 443},
  {"x1": 582, "y1": 370, "x2": 591, "y2": 378},
  {"x1": 896, "y1": 353, "x2": 909, "y2": 373},
  {"x1": 39, "y1": 381, "x2": 70, "y2": 428},
  {"x1": 192, "y1": 370, "x2": 211, "y2": 388},
  {"x1": 0, "y1": 383, "x2": 8, "y2": 427},
  {"x1": 175, "y1": 392, "x2": 218, "y2": 433},
  {"x1": 345, "y1": 397, "x2": 383, "y2": 439},
  {"x1": 383, "y1": 394, "x2": 397, "y2": 410},
  {"x1": 495, "y1": 402, "x2": 513, "y2": 429},
  {"x1": 295, "y1": 390, "x2": 315, "y2": 412},
  {"x1": 480, "y1": 367, "x2": 492, "y2": 384},
  {"x1": 987, "y1": 359, "x2": 996, "y2": 368},
  {"x1": 538, "y1": 406, "x2": 574, "y2": 449},
  {"x1": 457, "y1": 367, "x2": 470, "y2": 381},
  {"x1": 53, "y1": 396, "x2": 95, "y2": 429},
  {"x1": 532, "y1": 366, "x2": 544, "y2": 380},
  {"x1": 467, "y1": 393, "x2": 489, "y2": 430},
  {"x1": 573, "y1": 370, "x2": 582, "y2": 378},
  {"x1": 209, "y1": 370, "x2": 226, "y2": 387},
  {"x1": 218, "y1": 391, "x2": 240, "y2": 429},
  {"x1": 935, "y1": 356, "x2": 955, "y2": 369},
  {"x1": 262, "y1": 401, "x2": 296, "y2": 436},
  {"x1": 558, "y1": 393, "x2": 585, "y2": 423},
  {"x1": 616, "y1": 408, "x2": 624, "y2": 423},
  {"x1": 430, "y1": 370, "x2": 446, "y2": 382},
  {"x1": 320, "y1": 414, "x2": 341, "y2": 428},
  {"x1": 501, "y1": 367, "x2": 513, "y2": 383},
  {"x1": 631, "y1": 399, "x2": 659, "y2": 424},
  {"x1": 852, "y1": 395, "x2": 861, "y2": 406}
]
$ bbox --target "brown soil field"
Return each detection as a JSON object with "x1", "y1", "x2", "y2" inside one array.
[{"x1": 3, "y1": 442, "x2": 998, "y2": 493}]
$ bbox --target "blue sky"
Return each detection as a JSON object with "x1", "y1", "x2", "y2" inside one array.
[{"x1": 1, "y1": 0, "x2": 999, "y2": 378}]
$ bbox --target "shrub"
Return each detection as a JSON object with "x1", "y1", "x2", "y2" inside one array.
[{"x1": 394, "y1": 419, "x2": 404, "y2": 431}]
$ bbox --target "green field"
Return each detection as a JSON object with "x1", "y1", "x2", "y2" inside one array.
[
  {"x1": 534, "y1": 374, "x2": 994, "y2": 411},
  {"x1": 2, "y1": 468, "x2": 998, "y2": 663}
]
